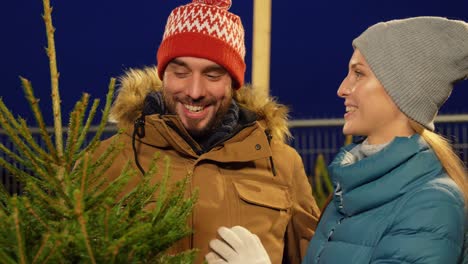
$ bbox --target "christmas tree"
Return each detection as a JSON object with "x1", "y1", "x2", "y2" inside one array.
[
  {"x1": 311, "y1": 135, "x2": 352, "y2": 208},
  {"x1": 0, "y1": 0, "x2": 197, "y2": 262},
  {"x1": 311, "y1": 154, "x2": 333, "y2": 208}
]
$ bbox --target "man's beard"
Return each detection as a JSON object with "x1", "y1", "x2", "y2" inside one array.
[{"x1": 162, "y1": 89, "x2": 233, "y2": 139}]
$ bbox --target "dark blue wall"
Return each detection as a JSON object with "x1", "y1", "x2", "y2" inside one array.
[
  {"x1": 1, "y1": 0, "x2": 467, "y2": 125},
  {"x1": 270, "y1": 0, "x2": 468, "y2": 119}
]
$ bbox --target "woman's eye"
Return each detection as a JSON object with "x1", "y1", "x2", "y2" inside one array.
[{"x1": 355, "y1": 71, "x2": 363, "y2": 79}]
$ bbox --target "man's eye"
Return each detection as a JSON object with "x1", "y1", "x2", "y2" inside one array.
[
  {"x1": 207, "y1": 74, "x2": 221, "y2": 80},
  {"x1": 175, "y1": 72, "x2": 189, "y2": 78},
  {"x1": 205, "y1": 72, "x2": 224, "y2": 80}
]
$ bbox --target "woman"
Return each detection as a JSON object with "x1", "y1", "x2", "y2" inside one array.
[{"x1": 205, "y1": 16, "x2": 468, "y2": 264}]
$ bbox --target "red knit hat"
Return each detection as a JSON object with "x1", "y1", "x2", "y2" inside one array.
[{"x1": 156, "y1": 0, "x2": 246, "y2": 89}]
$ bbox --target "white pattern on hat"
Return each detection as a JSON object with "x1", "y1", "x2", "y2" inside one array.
[
  {"x1": 157, "y1": 0, "x2": 246, "y2": 89},
  {"x1": 162, "y1": 2, "x2": 245, "y2": 58}
]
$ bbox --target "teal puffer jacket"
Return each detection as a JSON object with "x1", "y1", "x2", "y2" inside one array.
[{"x1": 303, "y1": 135, "x2": 466, "y2": 263}]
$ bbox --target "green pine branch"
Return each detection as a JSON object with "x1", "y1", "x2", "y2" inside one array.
[
  {"x1": 0, "y1": 0, "x2": 197, "y2": 263},
  {"x1": 311, "y1": 136, "x2": 353, "y2": 208},
  {"x1": 311, "y1": 154, "x2": 334, "y2": 208}
]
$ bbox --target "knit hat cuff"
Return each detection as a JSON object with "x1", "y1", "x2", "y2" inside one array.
[{"x1": 157, "y1": 32, "x2": 246, "y2": 89}]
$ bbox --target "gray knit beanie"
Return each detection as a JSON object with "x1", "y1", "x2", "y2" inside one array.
[{"x1": 352, "y1": 16, "x2": 468, "y2": 131}]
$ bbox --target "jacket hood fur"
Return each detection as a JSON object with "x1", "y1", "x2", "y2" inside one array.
[{"x1": 109, "y1": 67, "x2": 291, "y2": 142}]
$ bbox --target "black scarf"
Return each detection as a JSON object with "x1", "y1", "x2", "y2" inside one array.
[{"x1": 142, "y1": 91, "x2": 240, "y2": 151}]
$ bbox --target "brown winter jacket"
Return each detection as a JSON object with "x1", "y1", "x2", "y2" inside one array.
[{"x1": 94, "y1": 67, "x2": 320, "y2": 264}]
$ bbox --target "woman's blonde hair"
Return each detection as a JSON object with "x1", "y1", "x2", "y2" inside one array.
[{"x1": 410, "y1": 120, "x2": 468, "y2": 204}]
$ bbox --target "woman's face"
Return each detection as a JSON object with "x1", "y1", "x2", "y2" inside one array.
[{"x1": 337, "y1": 49, "x2": 413, "y2": 144}]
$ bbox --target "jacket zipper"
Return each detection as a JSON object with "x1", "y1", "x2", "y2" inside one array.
[{"x1": 316, "y1": 216, "x2": 345, "y2": 263}]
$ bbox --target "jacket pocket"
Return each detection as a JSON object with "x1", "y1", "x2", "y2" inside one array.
[
  {"x1": 233, "y1": 179, "x2": 292, "y2": 210},
  {"x1": 232, "y1": 179, "x2": 292, "y2": 240}
]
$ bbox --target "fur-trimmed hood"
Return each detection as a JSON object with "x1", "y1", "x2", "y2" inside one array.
[{"x1": 109, "y1": 67, "x2": 291, "y2": 142}]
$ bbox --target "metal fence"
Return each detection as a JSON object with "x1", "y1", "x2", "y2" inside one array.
[
  {"x1": 289, "y1": 114, "x2": 468, "y2": 176},
  {"x1": 2, "y1": 114, "x2": 468, "y2": 193}
]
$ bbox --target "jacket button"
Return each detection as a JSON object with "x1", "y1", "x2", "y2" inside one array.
[{"x1": 255, "y1": 144, "x2": 261, "y2": 150}]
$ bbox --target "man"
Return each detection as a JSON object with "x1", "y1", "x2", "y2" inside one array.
[{"x1": 97, "y1": 0, "x2": 320, "y2": 263}]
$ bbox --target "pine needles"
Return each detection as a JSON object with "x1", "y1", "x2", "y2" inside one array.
[{"x1": 0, "y1": 0, "x2": 197, "y2": 262}]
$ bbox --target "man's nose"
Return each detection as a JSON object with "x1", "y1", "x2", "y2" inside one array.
[{"x1": 186, "y1": 74, "x2": 206, "y2": 100}]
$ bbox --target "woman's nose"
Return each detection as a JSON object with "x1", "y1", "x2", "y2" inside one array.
[{"x1": 337, "y1": 78, "x2": 350, "y2": 98}]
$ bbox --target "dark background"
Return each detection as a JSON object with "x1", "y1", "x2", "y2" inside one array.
[{"x1": 1, "y1": 0, "x2": 467, "y2": 125}]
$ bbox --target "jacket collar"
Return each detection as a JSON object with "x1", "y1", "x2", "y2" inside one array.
[
  {"x1": 329, "y1": 134, "x2": 443, "y2": 216},
  {"x1": 128, "y1": 113, "x2": 272, "y2": 163}
]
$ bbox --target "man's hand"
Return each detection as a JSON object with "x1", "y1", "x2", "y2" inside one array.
[{"x1": 205, "y1": 226, "x2": 271, "y2": 264}]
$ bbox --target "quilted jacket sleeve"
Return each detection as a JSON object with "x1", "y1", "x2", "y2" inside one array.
[
  {"x1": 371, "y1": 185, "x2": 466, "y2": 264},
  {"x1": 284, "y1": 149, "x2": 321, "y2": 264}
]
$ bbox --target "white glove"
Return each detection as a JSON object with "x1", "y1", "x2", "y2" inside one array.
[{"x1": 205, "y1": 226, "x2": 271, "y2": 264}]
